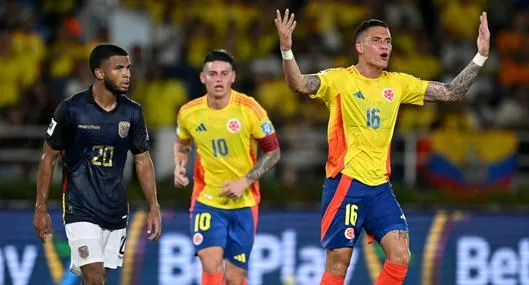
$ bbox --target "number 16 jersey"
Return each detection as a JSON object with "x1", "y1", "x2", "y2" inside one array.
[
  {"x1": 312, "y1": 66, "x2": 428, "y2": 186},
  {"x1": 177, "y1": 90, "x2": 276, "y2": 210}
]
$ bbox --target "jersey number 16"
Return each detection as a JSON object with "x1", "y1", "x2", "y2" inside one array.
[{"x1": 366, "y1": 108, "x2": 381, "y2": 129}]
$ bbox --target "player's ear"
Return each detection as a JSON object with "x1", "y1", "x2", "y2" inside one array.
[
  {"x1": 355, "y1": 41, "x2": 363, "y2": 54},
  {"x1": 231, "y1": 70, "x2": 236, "y2": 83},
  {"x1": 199, "y1": 72, "x2": 206, "y2": 84},
  {"x1": 95, "y1": 68, "x2": 104, "y2": 80}
]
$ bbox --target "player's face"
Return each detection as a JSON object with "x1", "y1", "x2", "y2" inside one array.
[
  {"x1": 200, "y1": 61, "x2": 236, "y2": 98},
  {"x1": 355, "y1": 26, "x2": 392, "y2": 69},
  {"x1": 100, "y1": 55, "x2": 132, "y2": 94}
]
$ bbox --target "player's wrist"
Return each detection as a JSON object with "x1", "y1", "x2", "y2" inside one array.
[
  {"x1": 281, "y1": 49, "x2": 294, "y2": 60},
  {"x1": 472, "y1": 52, "x2": 488, "y2": 66}
]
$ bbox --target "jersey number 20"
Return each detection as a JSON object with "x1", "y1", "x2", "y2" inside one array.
[{"x1": 91, "y1": 145, "x2": 114, "y2": 167}]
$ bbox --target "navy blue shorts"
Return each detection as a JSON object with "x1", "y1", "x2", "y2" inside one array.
[
  {"x1": 320, "y1": 173, "x2": 408, "y2": 249},
  {"x1": 190, "y1": 202, "x2": 257, "y2": 270}
]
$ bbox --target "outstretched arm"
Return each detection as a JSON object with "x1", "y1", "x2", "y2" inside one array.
[
  {"x1": 275, "y1": 9, "x2": 321, "y2": 95},
  {"x1": 425, "y1": 12, "x2": 490, "y2": 102}
]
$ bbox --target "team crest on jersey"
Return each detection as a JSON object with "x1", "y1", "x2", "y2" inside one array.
[
  {"x1": 118, "y1": 121, "x2": 130, "y2": 138},
  {"x1": 382, "y1": 88, "x2": 395, "y2": 102},
  {"x1": 193, "y1": 233, "x2": 203, "y2": 245},
  {"x1": 78, "y1": 245, "x2": 89, "y2": 259},
  {"x1": 227, "y1": 119, "x2": 241, "y2": 134},
  {"x1": 344, "y1": 227, "x2": 355, "y2": 240}
]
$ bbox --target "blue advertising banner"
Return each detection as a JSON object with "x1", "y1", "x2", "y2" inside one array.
[{"x1": 0, "y1": 209, "x2": 528, "y2": 285}]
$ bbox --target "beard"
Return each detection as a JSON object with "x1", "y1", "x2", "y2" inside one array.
[{"x1": 103, "y1": 77, "x2": 126, "y2": 95}]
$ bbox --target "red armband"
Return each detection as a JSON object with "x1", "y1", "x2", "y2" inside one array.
[{"x1": 257, "y1": 133, "x2": 279, "y2": 152}]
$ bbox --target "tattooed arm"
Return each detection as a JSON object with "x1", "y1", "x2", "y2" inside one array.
[
  {"x1": 173, "y1": 137, "x2": 192, "y2": 188},
  {"x1": 424, "y1": 62, "x2": 482, "y2": 102},
  {"x1": 275, "y1": 9, "x2": 322, "y2": 95},
  {"x1": 221, "y1": 136, "x2": 281, "y2": 199},
  {"x1": 425, "y1": 12, "x2": 490, "y2": 102},
  {"x1": 245, "y1": 148, "x2": 281, "y2": 183}
]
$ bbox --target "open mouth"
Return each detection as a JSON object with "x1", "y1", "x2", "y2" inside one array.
[
  {"x1": 380, "y1": 53, "x2": 389, "y2": 60},
  {"x1": 214, "y1": 85, "x2": 223, "y2": 90}
]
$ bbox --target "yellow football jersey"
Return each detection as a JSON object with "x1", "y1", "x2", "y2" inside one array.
[
  {"x1": 312, "y1": 66, "x2": 428, "y2": 186},
  {"x1": 177, "y1": 90, "x2": 276, "y2": 209}
]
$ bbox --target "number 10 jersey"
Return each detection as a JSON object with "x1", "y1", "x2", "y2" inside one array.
[{"x1": 177, "y1": 90, "x2": 276, "y2": 210}]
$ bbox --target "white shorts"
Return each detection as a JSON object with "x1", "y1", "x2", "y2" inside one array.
[{"x1": 65, "y1": 222, "x2": 127, "y2": 275}]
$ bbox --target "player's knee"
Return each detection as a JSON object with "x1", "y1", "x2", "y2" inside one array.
[
  {"x1": 325, "y1": 252, "x2": 351, "y2": 276},
  {"x1": 82, "y1": 268, "x2": 105, "y2": 285},
  {"x1": 224, "y1": 270, "x2": 245, "y2": 285},
  {"x1": 199, "y1": 257, "x2": 224, "y2": 273},
  {"x1": 80, "y1": 263, "x2": 106, "y2": 285},
  {"x1": 387, "y1": 247, "x2": 411, "y2": 265}
]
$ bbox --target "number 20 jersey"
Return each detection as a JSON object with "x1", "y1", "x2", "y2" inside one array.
[
  {"x1": 176, "y1": 90, "x2": 276, "y2": 210},
  {"x1": 45, "y1": 87, "x2": 150, "y2": 229},
  {"x1": 313, "y1": 66, "x2": 428, "y2": 186}
]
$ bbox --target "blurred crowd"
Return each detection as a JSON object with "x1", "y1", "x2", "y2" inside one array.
[{"x1": 0, "y1": 0, "x2": 528, "y2": 182}]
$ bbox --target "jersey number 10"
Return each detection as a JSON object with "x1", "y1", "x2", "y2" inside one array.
[
  {"x1": 366, "y1": 108, "x2": 381, "y2": 129},
  {"x1": 211, "y1": 139, "x2": 229, "y2": 157}
]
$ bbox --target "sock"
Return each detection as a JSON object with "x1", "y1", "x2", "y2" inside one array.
[
  {"x1": 375, "y1": 259, "x2": 408, "y2": 285},
  {"x1": 202, "y1": 272, "x2": 223, "y2": 285},
  {"x1": 320, "y1": 272, "x2": 345, "y2": 285}
]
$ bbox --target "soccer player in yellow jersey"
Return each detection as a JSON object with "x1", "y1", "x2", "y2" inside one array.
[
  {"x1": 173, "y1": 49, "x2": 281, "y2": 285},
  {"x1": 275, "y1": 9, "x2": 490, "y2": 285}
]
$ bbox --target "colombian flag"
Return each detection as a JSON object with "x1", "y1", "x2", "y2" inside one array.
[{"x1": 428, "y1": 130, "x2": 518, "y2": 191}]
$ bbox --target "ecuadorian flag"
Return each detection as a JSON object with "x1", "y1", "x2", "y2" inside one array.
[{"x1": 428, "y1": 130, "x2": 518, "y2": 191}]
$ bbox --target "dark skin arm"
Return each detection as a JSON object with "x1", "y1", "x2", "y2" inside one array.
[
  {"x1": 134, "y1": 151, "x2": 162, "y2": 240},
  {"x1": 34, "y1": 143, "x2": 61, "y2": 242}
]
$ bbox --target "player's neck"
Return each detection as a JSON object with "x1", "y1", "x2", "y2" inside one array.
[
  {"x1": 355, "y1": 61, "x2": 383, "y2": 79},
  {"x1": 93, "y1": 83, "x2": 118, "y2": 112},
  {"x1": 207, "y1": 91, "x2": 231, "y2": 110}
]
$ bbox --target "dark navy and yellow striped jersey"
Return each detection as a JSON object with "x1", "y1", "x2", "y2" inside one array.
[{"x1": 45, "y1": 86, "x2": 150, "y2": 229}]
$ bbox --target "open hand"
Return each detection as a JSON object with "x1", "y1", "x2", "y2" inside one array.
[
  {"x1": 146, "y1": 206, "x2": 162, "y2": 241},
  {"x1": 274, "y1": 9, "x2": 297, "y2": 51},
  {"x1": 477, "y1": 12, "x2": 490, "y2": 57}
]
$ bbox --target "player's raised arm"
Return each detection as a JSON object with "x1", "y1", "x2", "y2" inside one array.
[
  {"x1": 424, "y1": 12, "x2": 490, "y2": 102},
  {"x1": 174, "y1": 136, "x2": 192, "y2": 188},
  {"x1": 275, "y1": 9, "x2": 321, "y2": 95},
  {"x1": 34, "y1": 142, "x2": 60, "y2": 242}
]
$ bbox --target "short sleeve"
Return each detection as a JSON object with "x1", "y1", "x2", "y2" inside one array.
[
  {"x1": 248, "y1": 100, "x2": 276, "y2": 140},
  {"x1": 129, "y1": 107, "x2": 151, "y2": 154},
  {"x1": 310, "y1": 68, "x2": 341, "y2": 105},
  {"x1": 398, "y1": 73, "x2": 429, "y2": 105},
  {"x1": 176, "y1": 110, "x2": 192, "y2": 140},
  {"x1": 45, "y1": 101, "x2": 72, "y2": 150}
]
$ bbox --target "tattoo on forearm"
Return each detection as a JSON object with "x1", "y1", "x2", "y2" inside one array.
[
  {"x1": 393, "y1": 230, "x2": 409, "y2": 241},
  {"x1": 245, "y1": 150, "x2": 280, "y2": 182},
  {"x1": 425, "y1": 61, "x2": 482, "y2": 102},
  {"x1": 302, "y1": 74, "x2": 321, "y2": 94}
]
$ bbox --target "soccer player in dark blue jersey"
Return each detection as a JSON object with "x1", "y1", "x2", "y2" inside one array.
[{"x1": 33, "y1": 44, "x2": 162, "y2": 285}]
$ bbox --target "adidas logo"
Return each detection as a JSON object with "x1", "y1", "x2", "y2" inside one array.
[
  {"x1": 233, "y1": 254, "x2": 246, "y2": 263},
  {"x1": 353, "y1": 91, "x2": 365, "y2": 99},
  {"x1": 195, "y1": 123, "x2": 207, "y2": 132}
]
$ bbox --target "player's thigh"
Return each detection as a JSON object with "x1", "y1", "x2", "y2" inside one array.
[
  {"x1": 363, "y1": 183, "x2": 409, "y2": 244},
  {"x1": 225, "y1": 206, "x2": 256, "y2": 270},
  {"x1": 80, "y1": 262, "x2": 105, "y2": 284},
  {"x1": 197, "y1": 246, "x2": 225, "y2": 273},
  {"x1": 379, "y1": 229, "x2": 411, "y2": 264},
  {"x1": 190, "y1": 202, "x2": 228, "y2": 263},
  {"x1": 102, "y1": 227, "x2": 127, "y2": 270},
  {"x1": 65, "y1": 222, "x2": 104, "y2": 275},
  {"x1": 320, "y1": 174, "x2": 368, "y2": 249}
]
